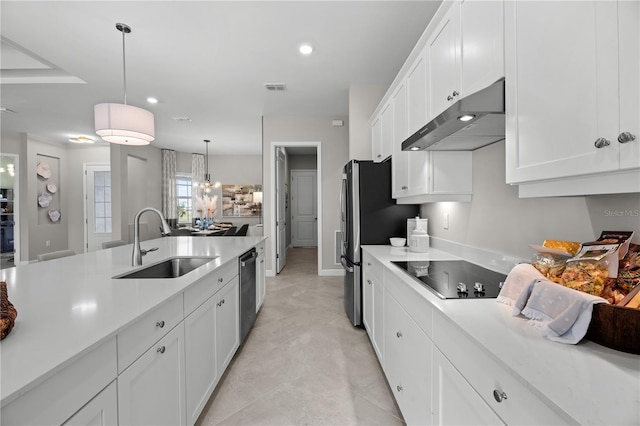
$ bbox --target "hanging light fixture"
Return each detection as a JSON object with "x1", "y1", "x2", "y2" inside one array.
[
  {"x1": 94, "y1": 23, "x2": 155, "y2": 145},
  {"x1": 201, "y1": 139, "x2": 221, "y2": 193}
]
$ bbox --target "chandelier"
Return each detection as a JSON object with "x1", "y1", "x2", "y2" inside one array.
[
  {"x1": 94, "y1": 23, "x2": 155, "y2": 145},
  {"x1": 201, "y1": 139, "x2": 221, "y2": 193}
]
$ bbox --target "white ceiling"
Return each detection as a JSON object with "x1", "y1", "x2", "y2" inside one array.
[{"x1": 0, "y1": 1, "x2": 441, "y2": 156}]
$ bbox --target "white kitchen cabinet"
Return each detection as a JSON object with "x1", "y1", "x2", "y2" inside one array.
[
  {"x1": 384, "y1": 290, "x2": 432, "y2": 426},
  {"x1": 427, "y1": 0, "x2": 504, "y2": 121},
  {"x1": 505, "y1": 0, "x2": 640, "y2": 194},
  {"x1": 118, "y1": 323, "x2": 187, "y2": 426},
  {"x1": 371, "y1": 115, "x2": 382, "y2": 162},
  {"x1": 216, "y1": 276, "x2": 240, "y2": 374},
  {"x1": 432, "y1": 347, "x2": 504, "y2": 426},
  {"x1": 362, "y1": 252, "x2": 384, "y2": 362},
  {"x1": 184, "y1": 295, "x2": 218, "y2": 426},
  {"x1": 371, "y1": 101, "x2": 393, "y2": 163},
  {"x1": 256, "y1": 244, "x2": 266, "y2": 312},
  {"x1": 63, "y1": 381, "x2": 118, "y2": 426}
]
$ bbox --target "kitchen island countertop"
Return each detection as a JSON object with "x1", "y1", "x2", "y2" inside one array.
[
  {"x1": 0, "y1": 236, "x2": 265, "y2": 407},
  {"x1": 363, "y1": 244, "x2": 640, "y2": 426}
]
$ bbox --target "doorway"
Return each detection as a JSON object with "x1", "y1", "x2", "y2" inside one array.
[
  {"x1": 0, "y1": 153, "x2": 19, "y2": 267},
  {"x1": 270, "y1": 142, "x2": 322, "y2": 276}
]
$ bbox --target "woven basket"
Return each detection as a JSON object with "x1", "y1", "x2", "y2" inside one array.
[{"x1": 1, "y1": 281, "x2": 17, "y2": 340}]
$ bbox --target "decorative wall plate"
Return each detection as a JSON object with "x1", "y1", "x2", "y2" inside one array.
[
  {"x1": 38, "y1": 192, "x2": 52, "y2": 207},
  {"x1": 48, "y1": 209, "x2": 61, "y2": 222},
  {"x1": 46, "y1": 182, "x2": 58, "y2": 193},
  {"x1": 37, "y1": 162, "x2": 51, "y2": 179}
]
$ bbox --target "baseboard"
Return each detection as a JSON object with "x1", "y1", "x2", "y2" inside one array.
[{"x1": 320, "y1": 268, "x2": 345, "y2": 277}]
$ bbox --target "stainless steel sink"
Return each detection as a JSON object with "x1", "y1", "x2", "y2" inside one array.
[{"x1": 115, "y1": 256, "x2": 218, "y2": 279}]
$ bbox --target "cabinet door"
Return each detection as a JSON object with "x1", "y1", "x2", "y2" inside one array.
[
  {"x1": 184, "y1": 296, "x2": 217, "y2": 426},
  {"x1": 384, "y1": 291, "x2": 431, "y2": 425},
  {"x1": 362, "y1": 268, "x2": 374, "y2": 336},
  {"x1": 380, "y1": 101, "x2": 394, "y2": 162},
  {"x1": 118, "y1": 323, "x2": 187, "y2": 426},
  {"x1": 505, "y1": 1, "x2": 620, "y2": 183},
  {"x1": 460, "y1": 0, "x2": 504, "y2": 96},
  {"x1": 371, "y1": 115, "x2": 383, "y2": 162},
  {"x1": 427, "y1": 1, "x2": 462, "y2": 119},
  {"x1": 63, "y1": 381, "x2": 117, "y2": 426},
  {"x1": 372, "y1": 276, "x2": 384, "y2": 363},
  {"x1": 619, "y1": 0, "x2": 640, "y2": 170},
  {"x1": 433, "y1": 348, "x2": 504, "y2": 425},
  {"x1": 392, "y1": 82, "x2": 410, "y2": 198},
  {"x1": 216, "y1": 277, "x2": 240, "y2": 374},
  {"x1": 256, "y1": 252, "x2": 266, "y2": 311}
]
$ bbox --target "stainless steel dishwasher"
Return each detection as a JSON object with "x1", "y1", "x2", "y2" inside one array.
[{"x1": 239, "y1": 248, "x2": 257, "y2": 344}]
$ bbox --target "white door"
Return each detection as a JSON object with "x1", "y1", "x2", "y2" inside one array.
[
  {"x1": 276, "y1": 148, "x2": 287, "y2": 273},
  {"x1": 290, "y1": 170, "x2": 317, "y2": 247},
  {"x1": 85, "y1": 164, "x2": 112, "y2": 252}
]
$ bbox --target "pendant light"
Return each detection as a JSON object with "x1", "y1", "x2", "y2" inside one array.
[
  {"x1": 94, "y1": 23, "x2": 154, "y2": 145},
  {"x1": 201, "y1": 139, "x2": 221, "y2": 193}
]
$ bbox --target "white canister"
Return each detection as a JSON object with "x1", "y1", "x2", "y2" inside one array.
[
  {"x1": 409, "y1": 223, "x2": 430, "y2": 253},
  {"x1": 407, "y1": 217, "x2": 428, "y2": 243}
]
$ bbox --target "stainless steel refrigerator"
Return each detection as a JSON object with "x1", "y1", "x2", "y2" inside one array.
[{"x1": 340, "y1": 160, "x2": 419, "y2": 326}]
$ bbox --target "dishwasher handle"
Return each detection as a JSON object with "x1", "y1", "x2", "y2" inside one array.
[{"x1": 240, "y1": 250, "x2": 257, "y2": 267}]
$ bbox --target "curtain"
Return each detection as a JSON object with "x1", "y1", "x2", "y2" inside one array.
[
  {"x1": 192, "y1": 153, "x2": 205, "y2": 220},
  {"x1": 161, "y1": 149, "x2": 177, "y2": 225}
]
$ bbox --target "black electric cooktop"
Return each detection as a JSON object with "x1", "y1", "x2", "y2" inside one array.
[{"x1": 392, "y1": 260, "x2": 507, "y2": 299}]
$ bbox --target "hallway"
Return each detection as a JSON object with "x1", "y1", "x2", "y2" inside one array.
[{"x1": 196, "y1": 247, "x2": 403, "y2": 425}]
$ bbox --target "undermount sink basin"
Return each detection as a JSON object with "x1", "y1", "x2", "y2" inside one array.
[{"x1": 115, "y1": 256, "x2": 218, "y2": 279}]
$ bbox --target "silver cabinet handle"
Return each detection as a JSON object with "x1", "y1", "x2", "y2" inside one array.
[
  {"x1": 452, "y1": 90, "x2": 459, "y2": 97},
  {"x1": 397, "y1": 385, "x2": 403, "y2": 392},
  {"x1": 157, "y1": 346, "x2": 165, "y2": 354},
  {"x1": 396, "y1": 331, "x2": 403, "y2": 338},
  {"x1": 447, "y1": 95, "x2": 453, "y2": 101},
  {"x1": 367, "y1": 279, "x2": 372, "y2": 285},
  {"x1": 594, "y1": 137, "x2": 611, "y2": 148},
  {"x1": 156, "y1": 320, "x2": 165, "y2": 328},
  {"x1": 367, "y1": 262, "x2": 372, "y2": 266},
  {"x1": 218, "y1": 277, "x2": 224, "y2": 283},
  {"x1": 493, "y1": 390, "x2": 507, "y2": 403},
  {"x1": 618, "y1": 131, "x2": 637, "y2": 144},
  {"x1": 377, "y1": 154, "x2": 382, "y2": 158}
]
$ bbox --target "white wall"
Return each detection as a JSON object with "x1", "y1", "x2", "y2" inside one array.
[
  {"x1": 348, "y1": 84, "x2": 386, "y2": 161},
  {"x1": 421, "y1": 140, "x2": 640, "y2": 260},
  {"x1": 263, "y1": 116, "x2": 349, "y2": 273}
]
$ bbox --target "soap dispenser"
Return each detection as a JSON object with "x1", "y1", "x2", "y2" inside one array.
[{"x1": 409, "y1": 220, "x2": 429, "y2": 253}]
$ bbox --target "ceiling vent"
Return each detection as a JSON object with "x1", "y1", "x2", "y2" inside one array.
[
  {"x1": 172, "y1": 117, "x2": 192, "y2": 123},
  {"x1": 265, "y1": 84, "x2": 287, "y2": 91}
]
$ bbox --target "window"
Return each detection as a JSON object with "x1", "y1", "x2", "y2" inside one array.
[
  {"x1": 94, "y1": 171, "x2": 112, "y2": 233},
  {"x1": 176, "y1": 173, "x2": 193, "y2": 224}
]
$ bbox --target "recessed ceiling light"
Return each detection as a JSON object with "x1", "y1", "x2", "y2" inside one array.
[
  {"x1": 299, "y1": 44, "x2": 313, "y2": 55},
  {"x1": 147, "y1": 97, "x2": 158, "y2": 104},
  {"x1": 68, "y1": 136, "x2": 95, "y2": 144}
]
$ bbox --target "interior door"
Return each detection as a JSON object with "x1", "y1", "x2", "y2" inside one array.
[
  {"x1": 290, "y1": 170, "x2": 317, "y2": 247},
  {"x1": 85, "y1": 164, "x2": 112, "y2": 252},
  {"x1": 276, "y1": 148, "x2": 287, "y2": 273}
]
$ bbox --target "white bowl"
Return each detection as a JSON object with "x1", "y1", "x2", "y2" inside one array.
[{"x1": 389, "y1": 237, "x2": 406, "y2": 247}]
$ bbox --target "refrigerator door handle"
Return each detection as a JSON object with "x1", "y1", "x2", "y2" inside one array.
[{"x1": 340, "y1": 256, "x2": 354, "y2": 273}]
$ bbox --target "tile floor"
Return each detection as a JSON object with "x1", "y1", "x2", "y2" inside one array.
[{"x1": 196, "y1": 247, "x2": 404, "y2": 426}]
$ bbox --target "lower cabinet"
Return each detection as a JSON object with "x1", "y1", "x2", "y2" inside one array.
[
  {"x1": 384, "y1": 290, "x2": 432, "y2": 426},
  {"x1": 256, "y1": 250, "x2": 266, "y2": 312},
  {"x1": 215, "y1": 277, "x2": 240, "y2": 374},
  {"x1": 118, "y1": 323, "x2": 187, "y2": 426},
  {"x1": 432, "y1": 348, "x2": 504, "y2": 426},
  {"x1": 62, "y1": 381, "x2": 118, "y2": 426}
]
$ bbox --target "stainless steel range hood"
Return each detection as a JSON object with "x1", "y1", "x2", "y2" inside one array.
[{"x1": 401, "y1": 79, "x2": 505, "y2": 151}]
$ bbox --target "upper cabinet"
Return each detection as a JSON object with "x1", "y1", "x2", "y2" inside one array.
[
  {"x1": 427, "y1": 0, "x2": 505, "y2": 121},
  {"x1": 505, "y1": 0, "x2": 640, "y2": 197},
  {"x1": 372, "y1": 102, "x2": 393, "y2": 163}
]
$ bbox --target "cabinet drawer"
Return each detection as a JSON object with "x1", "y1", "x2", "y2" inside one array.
[
  {"x1": 363, "y1": 251, "x2": 383, "y2": 282},
  {"x1": 433, "y1": 312, "x2": 571, "y2": 425},
  {"x1": 255, "y1": 241, "x2": 265, "y2": 255},
  {"x1": 184, "y1": 259, "x2": 238, "y2": 315},
  {"x1": 2, "y1": 337, "x2": 117, "y2": 426},
  {"x1": 117, "y1": 295, "x2": 183, "y2": 374},
  {"x1": 383, "y1": 266, "x2": 434, "y2": 339}
]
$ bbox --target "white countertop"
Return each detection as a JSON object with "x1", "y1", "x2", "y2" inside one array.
[
  {"x1": 0, "y1": 236, "x2": 265, "y2": 406},
  {"x1": 363, "y1": 245, "x2": 640, "y2": 425}
]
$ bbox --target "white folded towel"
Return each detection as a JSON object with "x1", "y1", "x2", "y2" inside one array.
[
  {"x1": 497, "y1": 264, "x2": 545, "y2": 315},
  {"x1": 521, "y1": 279, "x2": 608, "y2": 344}
]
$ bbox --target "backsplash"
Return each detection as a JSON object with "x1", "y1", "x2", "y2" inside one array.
[{"x1": 421, "y1": 140, "x2": 640, "y2": 261}]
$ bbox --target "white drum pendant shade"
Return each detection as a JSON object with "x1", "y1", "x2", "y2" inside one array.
[{"x1": 94, "y1": 103, "x2": 155, "y2": 145}]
